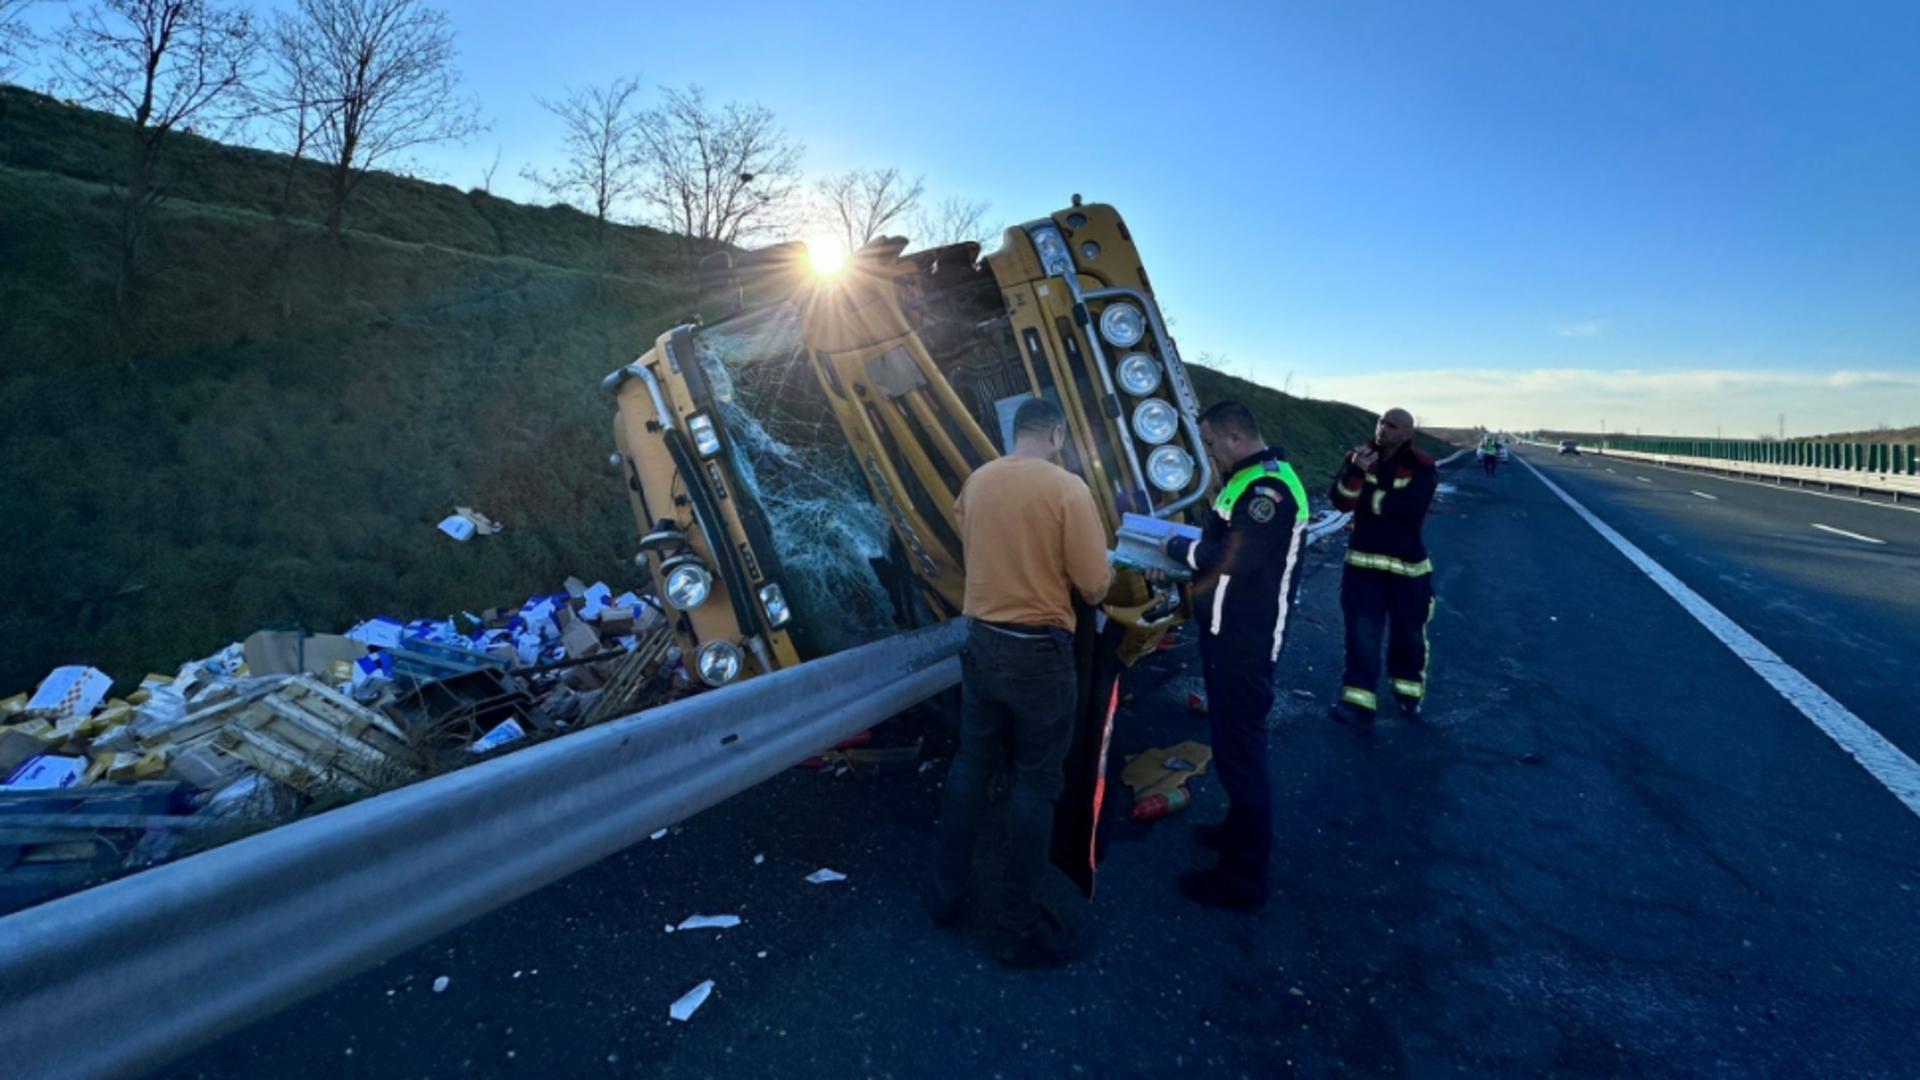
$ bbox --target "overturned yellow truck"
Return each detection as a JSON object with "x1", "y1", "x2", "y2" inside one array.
[{"x1": 601, "y1": 200, "x2": 1207, "y2": 890}]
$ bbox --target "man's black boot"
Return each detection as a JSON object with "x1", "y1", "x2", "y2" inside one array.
[
  {"x1": 1396, "y1": 696, "x2": 1423, "y2": 722},
  {"x1": 1327, "y1": 701, "x2": 1374, "y2": 727}
]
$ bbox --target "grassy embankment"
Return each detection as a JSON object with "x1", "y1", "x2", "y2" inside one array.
[{"x1": 0, "y1": 85, "x2": 1415, "y2": 691}]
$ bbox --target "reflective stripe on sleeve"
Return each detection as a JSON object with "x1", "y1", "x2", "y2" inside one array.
[
  {"x1": 1344, "y1": 551, "x2": 1434, "y2": 577},
  {"x1": 1269, "y1": 526, "x2": 1304, "y2": 662}
]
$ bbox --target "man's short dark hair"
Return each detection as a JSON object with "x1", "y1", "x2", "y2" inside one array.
[
  {"x1": 1198, "y1": 400, "x2": 1260, "y2": 441},
  {"x1": 1013, "y1": 396, "x2": 1067, "y2": 437}
]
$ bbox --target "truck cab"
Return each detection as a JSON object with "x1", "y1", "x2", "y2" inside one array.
[{"x1": 603, "y1": 200, "x2": 1208, "y2": 691}]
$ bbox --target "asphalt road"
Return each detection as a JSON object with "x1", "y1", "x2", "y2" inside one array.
[
  {"x1": 163, "y1": 453, "x2": 1920, "y2": 1078},
  {"x1": 1521, "y1": 444, "x2": 1920, "y2": 762}
]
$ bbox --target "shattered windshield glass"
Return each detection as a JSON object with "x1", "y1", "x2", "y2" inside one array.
[{"x1": 693, "y1": 304, "x2": 898, "y2": 655}]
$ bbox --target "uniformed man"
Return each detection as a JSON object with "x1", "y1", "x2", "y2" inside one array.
[
  {"x1": 1162, "y1": 400, "x2": 1308, "y2": 912},
  {"x1": 1329, "y1": 407, "x2": 1439, "y2": 725}
]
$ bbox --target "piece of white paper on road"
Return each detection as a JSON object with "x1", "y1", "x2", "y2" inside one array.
[
  {"x1": 676, "y1": 914, "x2": 742, "y2": 931},
  {"x1": 670, "y1": 980, "x2": 714, "y2": 1022},
  {"x1": 805, "y1": 868, "x2": 847, "y2": 884}
]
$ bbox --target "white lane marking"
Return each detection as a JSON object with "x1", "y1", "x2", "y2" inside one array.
[
  {"x1": 1516, "y1": 455, "x2": 1920, "y2": 820},
  {"x1": 1691, "y1": 490, "x2": 1719, "y2": 501},
  {"x1": 1812, "y1": 523, "x2": 1886, "y2": 545}
]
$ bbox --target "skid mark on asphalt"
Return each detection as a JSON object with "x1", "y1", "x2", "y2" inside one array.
[{"x1": 1517, "y1": 455, "x2": 1920, "y2": 820}]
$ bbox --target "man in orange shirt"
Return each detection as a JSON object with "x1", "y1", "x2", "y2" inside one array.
[{"x1": 929, "y1": 397, "x2": 1112, "y2": 968}]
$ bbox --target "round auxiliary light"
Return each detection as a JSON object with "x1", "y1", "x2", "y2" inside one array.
[
  {"x1": 1147, "y1": 445, "x2": 1197, "y2": 493},
  {"x1": 1116, "y1": 352, "x2": 1162, "y2": 396},
  {"x1": 1099, "y1": 302, "x2": 1146, "y2": 347},
  {"x1": 663, "y1": 560, "x2": 713, "y2": 611},
  {"x1": 1131, "y1": 398, "x2": 1180, "y2": 445},
  {"x1": 696, "y1": 640, "x2": 744, "y2": 686}
]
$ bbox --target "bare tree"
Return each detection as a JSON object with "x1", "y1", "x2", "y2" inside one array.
[
  {"x1": 815, "y1": 167, "x2": 925, "y2": 253},
  {"x1": 634, "y1": 84, "x2": 802, "y2": 255},
  {"x1": 908, "y1": 194, "x2": 992, "y2": 251},
  {"x1": 520, "y1": 75, "x2": 645, "y2": 228},
  {"x1": 56, "y1": 0, "x2": 257, "y2": 312},
  {"x1": 0, "y1": 0, "x2": 45, "y2": 80},
  {"x1": 281, "y1": 0, "x2": 481, "y2": 242},
  {"x1": 254, "y1": 10, "x2": 336, "y2": 218},
  {"x1": 478, "y1": 143, "x2": 499, "y2": 193}
]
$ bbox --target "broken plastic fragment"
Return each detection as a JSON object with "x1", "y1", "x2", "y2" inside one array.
[
  {"x1": 753, "y1": 853, "x2": 765, "y2": 865},
  {"x1": 805, "y1": 868, "x2": 847, "y2": 885},
  {"x1": 669, "y1": 980, "x2": 714, "y2": 1022},
  {"x1": 650, "y1": 828, "x2": 669, "y2": 841},
  {"x1": 432, "y1": 976, "x2": 450, "y2": 993},
  {"x1": 676, "y1": 914, "x2": 742, "y2": 931}
]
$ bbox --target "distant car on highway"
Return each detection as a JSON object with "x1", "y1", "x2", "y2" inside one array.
[{"x1": 1559, "y1": 440, "x2": 1580, "y2": 455}]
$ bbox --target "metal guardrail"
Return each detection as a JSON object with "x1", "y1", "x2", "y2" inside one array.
[{"x1": 0, "y1": 621, "x2": 965, "y2": 1080}]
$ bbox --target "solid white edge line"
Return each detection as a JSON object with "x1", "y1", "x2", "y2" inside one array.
[
  {"x1": 1515, "y1": 454, "x2": 1920, "y2": 819},
  {"x1": 1812, "y1": 523, "x2": 1886, "y2": 545}
]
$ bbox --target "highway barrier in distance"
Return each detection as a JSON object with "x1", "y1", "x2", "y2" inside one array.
[{"x1": 1584, "y1": 437, "x2": 1920, "y2": 500}]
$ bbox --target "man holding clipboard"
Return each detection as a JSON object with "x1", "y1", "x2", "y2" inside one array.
[{"x1": 1158, "y1": 401, "x2": 1309, "y2": 912}]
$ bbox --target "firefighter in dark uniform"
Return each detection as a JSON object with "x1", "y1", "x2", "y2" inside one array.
[
  {"x1": 1162, "y1": 401, "x2": 1308, "y2": 912},
  {"x1": 1328, "y1": 407, "x2": 1439, "y2": 724}
]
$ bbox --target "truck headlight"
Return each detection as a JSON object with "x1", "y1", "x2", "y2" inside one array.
[
  {"x1": 696, "y1": 640, "x2": 744, "y2": 686},
  {"x1": 1030, "y1": 227, "x2": 1072, "y2": 277},
  {"x1": 1116, "y1": 353, "x2": 1162, "y2": 396},
  {"x1": 757, "y1": 583, "x2": 791, "y2": 628},
  {"x1": 1131, "y1": 398, "x2": 1179, "y2": 445},
  {"x1": 662, "y1": 558, "x2": 713, "y2": 610},
  {"x1": 689, "y1": 414, "x2": 721, "y2": 457},
  {"x1": 1147, "y1": 445, "x2": 1196, "y2": 492},
  {"x1": 1099, "y1": 302, "x2": 1146, "y2": 347}
]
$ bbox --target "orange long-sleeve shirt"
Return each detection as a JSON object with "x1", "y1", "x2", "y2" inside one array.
[{"x1": 954, "y1": 456, "x2": 1111, "y2": 632}]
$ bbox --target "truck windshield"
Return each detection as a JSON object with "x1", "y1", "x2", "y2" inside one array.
[{"x1": 692, "y1": 303, "x2": 900, "y2": 654}]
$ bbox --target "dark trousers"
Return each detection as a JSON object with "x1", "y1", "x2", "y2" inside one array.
[
  {"x1": 1482, "y1": 454, "x2": 1499, "y2": 476},
  {"x1": 936, "y1": 620, "x2": 1076, "y2": 933},
  {"x1": 1339, "y1": 567, "x2": 1436, "y2": 714},
  {"x1": 1200, "y1": 640, "x2": 1275, "y2": 892}
]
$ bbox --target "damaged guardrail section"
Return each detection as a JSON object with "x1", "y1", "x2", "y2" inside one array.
[{"x1": 0, "y1": 621, "x2": 964, "y2": 1080}]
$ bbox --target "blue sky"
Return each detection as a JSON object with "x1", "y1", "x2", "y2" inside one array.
[{"x1": 20, "y1": 1, "x2": 1920, "y2": 433}]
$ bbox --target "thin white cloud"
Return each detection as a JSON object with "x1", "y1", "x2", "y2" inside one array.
[
  {"x1": 1555, "y1": 319, "x2": 1609, "y2": 339},
  {"x1": 1301, "y1": 368, "x2": 1920, "y2": 435}
]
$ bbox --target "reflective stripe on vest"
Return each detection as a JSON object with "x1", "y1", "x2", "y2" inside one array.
[{"x1": 1214, "y1": 459, "x2": 1310, "y2": 524}]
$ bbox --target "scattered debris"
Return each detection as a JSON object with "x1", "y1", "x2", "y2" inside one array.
[
  {"x1": 753, "y1": 853, "x2": 765, "y2": 865},
  {"x1": 432, "y1": 976, "x2": 450, "y2": 993},
  {"x1": 676, "y1": 914, "x2": 742, "y2": 931},
  {"x1": 1518, "y1": 752, "x2": 1546, "y2": 766},
  {"x1": 1122, "y1": 741, "x2": 1212, "y2": 823},
  {"x1": 0, "y1": 573, "x2": 681, "y2": 916},
  {"x1": 669, "y1": 980, "x2": 715, "y2": 1022},
  {"x1": 805, "y1": 868, "x2": 847, "y2": 885},
  {"x1": 1290, "y1": 689, "x2": 1316, "y2": 702},
  {"x1": 650, "y1": 828, "x2": 669, "y2": 841}
]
